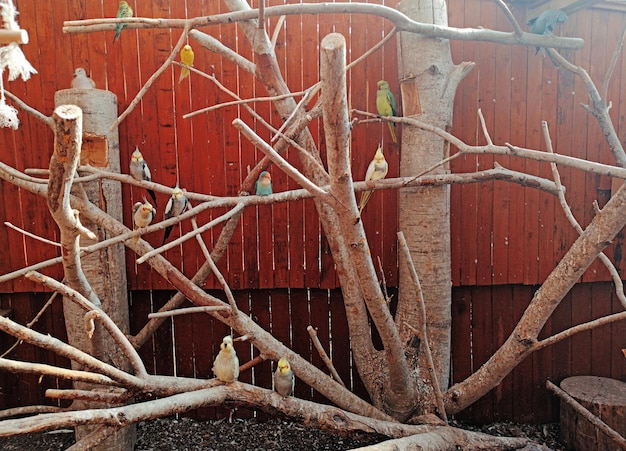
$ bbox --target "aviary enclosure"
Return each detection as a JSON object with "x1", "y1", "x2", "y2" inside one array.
[{"x1": 0, "y1": 0, "x2": 624, "y2": 449}]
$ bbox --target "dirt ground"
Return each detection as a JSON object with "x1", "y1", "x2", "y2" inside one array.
[{"x1": 0, "y1": 417, "x2": 565, "y2": 450}]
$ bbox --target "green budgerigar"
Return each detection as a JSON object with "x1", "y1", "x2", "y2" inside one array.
[
  {"x1": 113, "y1": 1, "x2": 133, "y2": 44},
  {"x1": 376, "y1": 80, "x2": 398, "y2": 143}
]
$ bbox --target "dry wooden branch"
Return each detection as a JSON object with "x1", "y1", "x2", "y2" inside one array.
[
  {"x1": 546, "y1": 380, "x2": 626, "y2": 450},
  {"x1": 110, "y1": 27, "x2": 190, "y2": 131},
  {"x1": 3, "y1": 90, "x2": 52, "y2": 127},
  {"x1": 354, "y1": 109, "x2": 626, "y2": 180},
  {"x1": 543, "y1": 121, "x2": 626, "y2": 309},
  {"x1": 0, "y1": 316, "x2": 144, "y2": 389},
  {"x1": 62, "y1": 3, "x2": 583, "y2": 50},
  {"x1": 602, "y1": 22, "x2": 626, "y2": 103},
  {"x1": 191, "y1": 216, "x2": 238, "y2": 312},
  {"x1": 0, "y1": 358, "x2": 118, "y2": 386},
  {"x1": 0, "y1": 28, "x2": 28, "y2": 44},
  {"x1": 26, "y1": 271, "x2": 147, "y2": 377},
  {"x1": 147, "y1": 305, "x2": 230, "y2": 319},
  {"x1": 546, "y1": 48, "x2": 626, "y2": 168},
  {"x1": 533, "y1": 310, "x2": 626, "y2": 351},
  {"x1": 45, "y1": 388, "x2": 131, "y2": 405},
  {"x1": 307, "y1": 326, "x2": 345, "y2": 387},
  {"x1": 136, "y1": 203, "x2": 245, "y2": 264},
  {"x1": 0, "y1": 405, "x2": 63, "y2": 420}
]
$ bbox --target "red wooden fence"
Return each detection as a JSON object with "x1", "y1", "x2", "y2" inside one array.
[{"x1": 0, "y1": 0, "x2": 624, "y2": 423}]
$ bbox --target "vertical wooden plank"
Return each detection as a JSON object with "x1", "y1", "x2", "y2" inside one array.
[
  {"x1": 450, "y1": 286, "x2": 473, "y2": 421},
  {"x1": 491, "y1": 285, "x2": 514, "y2": 420},
  {"x1": 329, "y1": 289, "x2": 357, "y2": 394},
  {"x1": 236, "y1": 290, "x2": 255, "y2": 419},
  {"x1": 570, "y1": 283, "x2": 592, "y2": 376},
  {"x1": 469, "y1": 286, "x2": 494, "y2": 423},
  {"x1": 522, "y1": 40, "x2": 542, "y2": 286},
  {"x1": 475, "y1": 1, "x2": 496, "y2": 287},
  {"x1": 490, "y1": 6, "x2": 512, "y2": 286},
  {"x1": 457, "y1": 0, "x2": 480, "y2": 286},
  {"x1": 506, "y1": 10, "x2": 529, "y2": 284},
  {"x1": 309, "y1": 289, "x2": 332, "y2": 403},
  {"x1": 285, "y1": 289, "x2": 310, "y2": 399},
  {"x1": 128, "y1": 290, "x2": 157, "y2": 374},
  {"x1": 532, "y1": 303, "x2": 553, "y2": 423},
  {"x1": 151, "y1": 291, "x2": 175, "y2": 377},
  {"x1": 550, "y1": 289, "x2": 572, "y2": 419},
  {"x1": 610, "y1": 286, "x2": 626, "y2": 381},
  {"x1": 590, "y1": 282, "x2": 612, "y2": 377},
  {"x1": 511, "y1": 285, "x2": 534, "y2": 422}
]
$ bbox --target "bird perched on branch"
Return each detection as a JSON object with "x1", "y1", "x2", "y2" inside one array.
[
  {"x1": 130, "y1": 146, "x2": 157, "y2": 204},
  {"x1": 527, "y1": 9, "x2": 567, "y2": 55},
  {"x1": 212, "y1": 335, "x2": 239, "y2": 383},
  {"x1": 274, "y1": 357, "x2": 295, "y2": 397},
  {"x1": 162, "y1": 185, "x2": 188, "y2": 245},
  {"x1": 376, "y1": 80, "x2": 398, "y2": 143},
  {"x1": 179, "y1": 44, "x2": 195, "y2": 83},
  {"x1": 71, "y1": 68, "x2": 95, "y2": 89},
  {"x1": 255, "y1": 171, "x2": 272, "y2": 196},
  {"x1": 113, "y1": 1, "x2": 133, "y2": 44},
  {"x1": 359, "y1": 145, "x2": 388, "y2": 214},
  {"x1": 132, "y1": 199, "x2": 156, "y2": 243}
]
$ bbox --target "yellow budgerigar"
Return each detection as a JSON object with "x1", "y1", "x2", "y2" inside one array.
[{"x1": 179, "y1": 44, "x2": 195, "y2": 83}]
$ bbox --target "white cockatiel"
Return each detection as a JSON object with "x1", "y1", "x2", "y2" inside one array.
[
  {"x1": 274, "y1": 357, "x2": 295, "y2": 397},
  {"x1": 358, "y1": 145, "x2": 388, "y2": 214},
  {"x1": 132, "y1": 200, "x2": 156, "y2": 243},
  {"x1": 212, "y1": 335, "x2": 239, "y2": 383}
]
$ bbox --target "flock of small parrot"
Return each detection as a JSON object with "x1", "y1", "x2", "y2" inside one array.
[{"x1": 212, "y1": 335, "x2": 295, "y2": 398}]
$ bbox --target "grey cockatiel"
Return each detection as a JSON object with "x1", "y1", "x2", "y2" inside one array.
[
  {"x1": 162, "y1": 185, "x2": 188, "y2": 245},
  {"x1": 130, "y1": 146, "x2": 157, "y2": 204},
  {"x1": 273, "y1": 357, "x2": 295, "y2": 397}
]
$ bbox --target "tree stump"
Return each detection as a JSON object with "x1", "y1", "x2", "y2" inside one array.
[{"x1": 560, "y1": 376, "x2": 626, "y2": 451}]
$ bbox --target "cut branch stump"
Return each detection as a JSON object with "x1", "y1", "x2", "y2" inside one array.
[{"x1": 559, "y1": 376, "x2": 626, "y2": 451}]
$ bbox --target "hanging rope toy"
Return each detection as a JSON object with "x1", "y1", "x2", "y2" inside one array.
[{"x1": 0, "y1": 0, "x2": 36, "y2": 129}]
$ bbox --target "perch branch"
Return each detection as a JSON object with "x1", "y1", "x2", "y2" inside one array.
[
  {"x1": 25, "y1": 271, "x2": 148, "y2": 377},
  {"x1": 4, "y1": 221, "x2": 61, "y2": 247},
  {"x1": 191, "y1": 217, "x2": 239, "y2": 312},
  {"x1": 239, "y1": 354, "x2": 266, "y2": 373},
  {"x1": 546, "y1": 380, "x2": 626, "y2": 450},
  {"x1": 232, "y1": 118, "x2": 336, "y2": 205},
  {"x1": 397, "y1": 232, "x2": 447, "y2": 422},
  {"x1": 4, "y1": 90, "x2": 53, "y2": 127},
  {"x1": 546, "y1": 48, "x2": 626, "y2": 168},
  {"x1": 0, "y1": 313, "x2": 145, "y2": 389},
  {"x1": 353, "y1": 109, "x2": 626, "y2": 179},
  {"x1": 136, "y1": 203, "x2": 245, "y2": 264},
  {"x1": 62, "y1": 3, "x2": 583, "y2": 50},
  {"x1": 189, "y1": 29, "x2": 256, "y2": 75},
  {"x1": 147, "y1": 305, "x2": 230, "y2": 319},
  {"x1": 0, "y1": 358, "x2": 118, "y2": 386},
  {"x1": 46, "y1": 388, "x2": 132, "y2": 405},
  {"x1": 533, "y1": 310, "x2": 626, "y2": 351},
  {"x1": 493, "y1": 0, "x2": 524, "y2": 36},
  {"x1": 307, "y1": 326, "x2": 345, "y2": 387},
  {"x1": 602, "y1": 21, "x2": 626, "y2": 104},
  {"x1": 110, "y1": 26, "x2": 190, "y2": 131},
  {"x1": 543, "y1": 121, "x2": 626, "y2": 309}
]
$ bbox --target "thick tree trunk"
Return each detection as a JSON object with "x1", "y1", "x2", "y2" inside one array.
[
  {"x1": 52, "y1": 91, "x2": 134, "y2": 450},
  {"x1": 395, "y1": 0, "x2": 472, "y2": 393}
]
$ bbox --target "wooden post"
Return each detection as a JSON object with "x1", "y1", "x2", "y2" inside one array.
[
  {"x1": 54, "y1": 88, "x2": 134, "y2": 450},
  {"x1": 558, "y1": 376, "x2": 626, "y2": 451}
]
